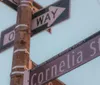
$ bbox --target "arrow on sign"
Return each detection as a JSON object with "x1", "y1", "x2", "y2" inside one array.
[
  {"x1": 31, "y1": 0, "x2": 70, "y2": 35},
  {"x1": 32, "y1": 6, "x2": 65, "y2": 30}
]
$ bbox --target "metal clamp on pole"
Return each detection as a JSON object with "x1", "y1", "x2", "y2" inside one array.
[
  {"x1": 23, "y1": 70, "x2": 30, "y2": 85},
  {"x1": 18, "y1": 0, "x2": 33, "y2": 11},
  {"x1": 15, "y1": 24, "x2": 31, "y2": 34},
  {"x1": 12, "y1": 65, "x2": 28, "y2": 70},
  {"x1": 14, "y1": 49, "x2": 30, "y2": 55},
  {"x1": 10, "y1": 0, "x2": 33, "y2": 85},
  {"x1": 15, "y1": 24, "x2": 28, "y2": 30},
  {"x1": 11, "y1": 71, "x2": 24, "y2": 75}
]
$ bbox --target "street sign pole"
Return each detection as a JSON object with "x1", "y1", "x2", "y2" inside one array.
[
  {"x1": 9, "y1": 0, "x2": 65, "y2": 85},
  {"x1": 10, "y1": 0, "x2": 33, "y2": 85}
]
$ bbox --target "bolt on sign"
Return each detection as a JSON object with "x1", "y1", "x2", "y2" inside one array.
[
  {"x1": 0, "y1": 0, "x2": 70, "y2": 52},
  {"x1": 28, "y1": 31, "x2": 100, "y2": 85}
]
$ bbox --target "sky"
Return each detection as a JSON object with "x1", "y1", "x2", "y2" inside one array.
[{"x1": 0, "y1": 0, "x2": 100, "y2": 85}]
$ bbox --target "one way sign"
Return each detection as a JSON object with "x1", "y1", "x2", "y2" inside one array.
[
  {"x1": 32, "y1": 6, "x2": 65, "y2": 29},
  {"x1": 31, "y1": 0, "x2": 70, "y2": 35},
  {"x1": 0, "y1": 0, "x2": 70, "y2": 52}
]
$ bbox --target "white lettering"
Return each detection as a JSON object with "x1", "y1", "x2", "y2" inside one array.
[
  {"x1": 38, "y1": 72, "x2": 44, "y2": 84},
  {"x1": 77, "y1": 51, "x2": 83, "y2": 63},
  {"x1": 90, "y1": 41, "x2": 96, "y2": 56},
  {"x1": 51, "y1": 65, "x2": 57, "y2": 77},
  {"x1": 98, "y1": 38, "x2": 100, "y2": 51},
  {"x1": 59, "y1": 60, "x2": 65, "y2": 73},
  {"x1": 72, "y1": 51, "x2": 75, "y2": 66},
  {"x1": 31, "y1": 73, "x2": 37, "y2": 85},
  {"x1": 67, "y1": 54, "x2": 70, "y2": 68},
  {"x1": 46, "y1": 68, "x2": 50, "y2": 80}
]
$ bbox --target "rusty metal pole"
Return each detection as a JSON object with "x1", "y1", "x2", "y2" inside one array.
[{"x1": 10, "y1": 0, "x2": 33, "y2": 85}]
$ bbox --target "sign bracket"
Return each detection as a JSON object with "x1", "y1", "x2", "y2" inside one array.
[{"x1": 23, "y1": 70, "x2": 30, "y2": 85}]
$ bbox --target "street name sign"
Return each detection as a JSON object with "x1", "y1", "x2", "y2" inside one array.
[
  {"x1": 0, "y1": 0, "x2": 70, "y2": 52},
  {"x1": 29, "y1": 31, "x2": 100, "y2": 85},
  {"x1": 28, "y1": 61, "x2": 65, "y2": 85}
]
